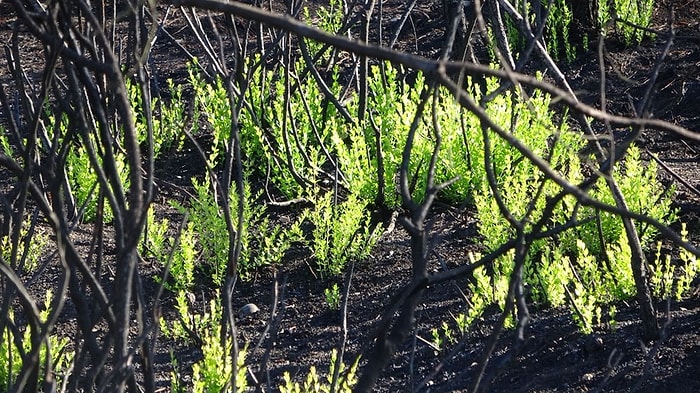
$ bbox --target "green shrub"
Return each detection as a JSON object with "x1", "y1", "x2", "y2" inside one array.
[
  {"x1": 191, "y1": 296, "x2": 248, "y2": 393},
  {"x1": 501, "y1": 0, "x2": 655, "y2": 61},
  {"x1": 599, "y1": 0, "x2": 655, "y2": 44},
  {"x1": 463, "y1": 80, "x2": 674, "y2": 333},
  {"x1": 0, "y1": 217, "x2": 48, "y2": 273},
  {"x1": 306, "y1": 191, "x2": 380, "y2": 278},
  {"x1": 128, "y1": 78, "x2": 186, "y2": 158},
  {"x1": 279, "y1": 349, "x2": 359, "y2": 393},
  {"x1": 173, "y1": 175, "x2": 302, "y2": 283},
  {"x1": 651, "y1": 224, "x2": 700, "y2": 300}
]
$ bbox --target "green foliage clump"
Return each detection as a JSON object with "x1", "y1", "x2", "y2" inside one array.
[
  {"x1": 651, "y1": 224, "x2": 700, "y2": 300},
  {"x1": 279, "y1": 350, "x2": 359, "y2": 393},
  {"x1": 500, "y1": 0, "x2": 655, "y2": 61},
  {"x1": 190, "y1": 63, "x2": 232, "y2": 167},
  {"x1": 324, "y1": 283, "x2": 341, "y2": 310},
  {"x1": 127, "y1": 78, "x2": 186, "y2": 158},
  {"x1": 470, "y1": 103, "x2": 675, "y2": 333},
  {"x1": 0, "y1": 291, "x2": 73, "y2": 391},
  {"x1": 303, "y1": 0, "x2": 343, "y2": 52},
  {"x1": 191, "y1": 297, "x2": 248, "y2": 393},
  {"x1": 1, "y1": 217, "x2": 48, "y2": 273},
  {"x1": 65, "y1": 141, "x2": 129, "y2": 223},
  {"x1": 306, "y1": 191, "x2": 380, "y2": 278},
  {"x1": 599, "y1": 0, "x2": 655, "y2": 44},
  {"x1": 162, "y1": 291, "x2": 248, "y2": 392},
  {"x1": 49, "y1": 110, "x2": 129, "y2": 223},
  {"x1": 145, "y1": 207, "x2": 198, "y2": 291},
  {"x1": 174, "y1": 175, "x2": 302, "y2": 284}
]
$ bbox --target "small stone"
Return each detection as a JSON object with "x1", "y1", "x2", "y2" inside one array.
[
  {"x1": 583, "y1": 334, "x2": 604, "y2": 354},
  {"x1": 238, "y1": 303, "x2": 260, "y2": 320}
]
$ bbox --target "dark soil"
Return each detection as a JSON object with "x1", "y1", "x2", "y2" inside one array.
[{"x1": 1, "y1": 0, "x2": 700, "y2": 392}]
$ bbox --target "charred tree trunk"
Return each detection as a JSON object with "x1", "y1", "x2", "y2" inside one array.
[
  {"x1": 567, "y1": 0, "x2": 599, "y2": 54},
  {"x1": 443, "y1": 0, "x2": 477, "y2": 63}
]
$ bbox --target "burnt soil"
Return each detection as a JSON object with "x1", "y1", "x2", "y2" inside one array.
[{"x1": 2, "y1": 0, "x2": 700, "y2": 392}]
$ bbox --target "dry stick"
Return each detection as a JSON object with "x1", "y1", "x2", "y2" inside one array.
[
  {"x1": 291, "y1": 57, "x2": 349, "y2": 187},
  {"x1": 297, "y1": 37, "x2": 354, "y2": 124},
  {"x1": 74, "y1": 0, "x2": 145, "y2": 241},
  {"x1": 330, "y1": 260, "x2": 355, "y2": 393},
  {"x1": 646, "y1": 149, "x2": 700, "y2": 198},
  {"x1": 357, "y1": 0, "x2": 375, "y2": 124},
  {"x1": 4, "y1": 22, "x2": 55, "y2": 279},
  {"x1": 254, "y1": 273, "x2": 287, "y2": 392},
  {"x1": 353, "y1": 83, "x2": 433, "y2": 392},
  {"x1": 631, "y1": 299, "x2": 673, "y2": 393},
  {"x1": 131, "y1": 6, "x2": 160, "y2": 390},
  {"x1": 82, "y1": 47, "x2": 140, "y2": 393},
  {"x1": 6, "y1": 59, "x2": 50, "y2": 272},
  {"x1": 387, "y1": 0, "x2": 418, "y2": 49}
]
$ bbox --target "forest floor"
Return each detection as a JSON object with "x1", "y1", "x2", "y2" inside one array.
[{"x1": 2, "y1": 0, "x2": 700, "y2": 392}]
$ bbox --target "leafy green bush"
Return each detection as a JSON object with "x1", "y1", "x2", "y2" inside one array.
[
  {"x1": 189, "y1": 59, "x2": 232, "y2": 167},
  {"x1": 162, "y1": 291, "x2": 248, "y2": 392},
  {"x1": 410, "y1": 71, "x2": 677, "y2": 334},
  {"x1": 324, "y1": 283, "x2": 341, "y2": 310},
  {"x1": 191, "y1": 297, "x2": 248, "y2": 393},
  {"x1": 172, "y1": 175, "x2": 302, "y2": 283},
  {"x1": 49, "y1": 109, "x2": 129, "y2": 224},
  {"x1": 584, "y1": 145, "x2": 676, "y2": 253},
  {"x1": 145, "y1": 207, "x2": 198, "y2": 291},
  {"x1": 305, "y1": 191, "x2": 380, "y2": 278},
  {"x1": 65, "y1": 142, "x2": 129, "y2": 223}
]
